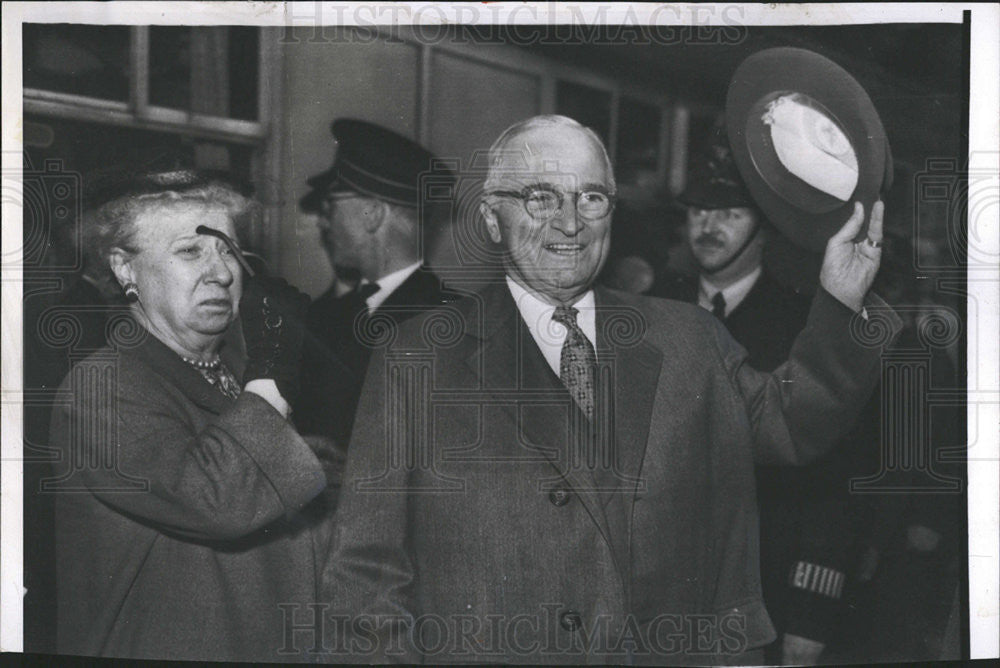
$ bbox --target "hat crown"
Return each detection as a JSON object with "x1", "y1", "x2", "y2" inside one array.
[{"x1": 301, "y1": 118, "x2": 452, "y2": 211}]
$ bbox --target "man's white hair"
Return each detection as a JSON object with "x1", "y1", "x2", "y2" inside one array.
[{"x1": 483, "y1": 115, "x2": 616, "y2": 193}]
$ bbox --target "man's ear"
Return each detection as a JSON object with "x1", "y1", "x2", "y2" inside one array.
[
  {"x1": 108, "y1": 248, "x2": 134, "y2": 288},
  {"x1": 362, "y1": 199, "x2": 389, "y2": 234},
  {"x1": 480, "y1": 202, "x2": 503, "y2": 244}
]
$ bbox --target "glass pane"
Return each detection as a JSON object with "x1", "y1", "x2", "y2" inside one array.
[
  {"x1": 556, "y1": 80, "x2": 611, "y2": 147},
  {"x1": 23, "y1": 24, "x2": 130, "y2": 100},
  {"x1": 228, "y1": 27, "x2": 259, "y2": 121},
  {"x1": 685, "y1": 112, "x2": 720, "y2": 186},
  {"x1": 23, "y1": 115, "x2": 257, "y2": 223},
  {"x1": 150, "y1": 26, "x2": 259, "y2": 121},
  {"x1": 149, "y1": 26, "x2": 192, "y2": 110},
  {"x1": 616, "y1": 97, "x2": 661, "y2": 186}
]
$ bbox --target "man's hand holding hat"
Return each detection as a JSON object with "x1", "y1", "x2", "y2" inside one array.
[
  {"x1": 726, "y1": 47, "x2": 893, "y2": 254},
  {"x1": 820, "y1": 200, "x2": 884, "y2": 313}
]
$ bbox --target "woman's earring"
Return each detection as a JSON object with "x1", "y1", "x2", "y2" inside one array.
[{"x1": 124, "y1": 282, "x2": 140, "y2": 302}]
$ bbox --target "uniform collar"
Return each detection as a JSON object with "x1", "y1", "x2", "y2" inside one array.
[
  {"x1": 364, "y1": 260, "x2": 422, "y2": 311},
  {"x1": 698, "y1": 265, "x2": 762, "y2": 317}
]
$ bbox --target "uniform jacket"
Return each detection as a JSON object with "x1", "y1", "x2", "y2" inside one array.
[
  {"x1": 50, "y1": 324, "x2": 328, "y2": 662},
  {"x1": 322, "y1": 281, "x2": 900, "y2": 664},
  {"x1": 295, "y1": 267, "x2": 453, "y2": 446},
  {"x1": 651, "y1": 270, "x2": 812, "y2": 371}
]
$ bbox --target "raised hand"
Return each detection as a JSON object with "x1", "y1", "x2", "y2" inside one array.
[{"x1": 819, "y1": 200, "x2": 884, "y2": 312}]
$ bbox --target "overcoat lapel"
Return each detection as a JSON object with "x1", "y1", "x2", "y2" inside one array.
[
  {"x1": 460, "y1": 283, "x2": 617, "y2": 567},
  {"x1": 594, "y1": 287, "x2": 661, "y2": 497},
  {"x1": 119, "y1": 323, "x2": 235, "y2": 415},
  {"x1": 592, "y1": 288, "x2": 662, "y2": 578}
]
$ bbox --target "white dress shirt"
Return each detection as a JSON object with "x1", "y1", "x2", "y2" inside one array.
[
  {"x1": 506, "y1": 276, "x2": 597, "y2": 377},
  {"x1": 364, "y1": 261, "x2": 422, "y2": 312},
  {"x1": 697, "y1": 266, "x2": 762, "y2": 318}
]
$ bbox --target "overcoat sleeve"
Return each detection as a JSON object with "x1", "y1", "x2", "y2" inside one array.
[
  {"x1": 321, "y1": 344, "x2": 420, "y2": 664},
  {"x1": 53, "y1": 371, "x2": 327, "y2": 542},
  {"x1": 716, "y1": 288, "x2": 901, "y2": 466}
]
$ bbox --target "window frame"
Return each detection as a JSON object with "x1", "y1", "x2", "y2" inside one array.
[{"x1": 22, "y1": 25, "x2": 283, "y2": 256}]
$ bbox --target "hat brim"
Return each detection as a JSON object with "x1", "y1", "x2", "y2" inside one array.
[
  {"x1": 299, "y1": 170, "x2": 355, "y2": 212},
  {"x1": 677, "y1": 181, "x2": 757, "y2": 210},
  {"x1": 726, "y1": 47, "x2": 892, "y2": 252}
]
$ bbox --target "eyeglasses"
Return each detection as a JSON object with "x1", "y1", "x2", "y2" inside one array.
[
  {"x1": 320, "y1": 191, "x2": 366, "y2": 216},
  {"x1": 487, "y1": 185, "x2": 616, "y2": 221}
]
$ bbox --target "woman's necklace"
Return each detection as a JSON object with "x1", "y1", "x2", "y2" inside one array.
[{"x1": 181, "y1": 355, "x2": 222, "y2": 370}]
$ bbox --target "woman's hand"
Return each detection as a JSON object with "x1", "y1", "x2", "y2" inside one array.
[{"x1": 240, "y1": 276, "x2": 310, "y2": 404}]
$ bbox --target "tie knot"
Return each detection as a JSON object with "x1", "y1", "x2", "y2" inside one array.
[
  {"x1": 551, "y1": 305, "x2": 579, "y2": 328},
  {"x1": 358, "y1": 282, "x2": 381, "y2": 301}
]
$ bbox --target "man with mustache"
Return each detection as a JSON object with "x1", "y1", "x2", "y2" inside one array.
[
  {"x1": 324, "y1": 115, "x2": 898, "y2": 664},
  {"x1": 654, "y1": 132, "x2": 869, "y2": 665},
  {"x1": 660, "y1": 135, "x2": 811, "y2": 373}
]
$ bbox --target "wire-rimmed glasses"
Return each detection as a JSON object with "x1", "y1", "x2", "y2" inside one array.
[{"x1": 487, "y1": 184, "x2": 616, "y2": 221}]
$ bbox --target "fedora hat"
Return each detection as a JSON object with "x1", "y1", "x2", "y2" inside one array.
[{"x1": 726, "y1": 47, "x2": 893, "y2": 251}]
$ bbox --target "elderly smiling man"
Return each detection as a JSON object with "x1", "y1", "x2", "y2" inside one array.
[{"x1": 320, "y1": 115, "x2": 899, "y2": 665}]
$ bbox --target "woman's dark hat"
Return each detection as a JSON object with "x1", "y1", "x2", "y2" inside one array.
[
  {"x1": 726, "y1": 47, "x2": 893, "y2": 251},
  {"x1": 83, "y1": 168, "x2": 252, "y2": 211},
  {"x1": 300, "y1": 119, "x2": 449, "y2": 212}
]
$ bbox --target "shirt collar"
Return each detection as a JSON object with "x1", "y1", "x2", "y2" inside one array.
[
  {"x1": 698, "y1": 265, "x2": 762, "y2": 318},
  {"x1": 364, "y1": 261, "x2": 422, "y2": 311},
  {"x1": 506, "y1": 276, "x2": 596, "y2": 324},
  {"x1": 505, "y1": 276, "x2": 597, "y2": 375}
]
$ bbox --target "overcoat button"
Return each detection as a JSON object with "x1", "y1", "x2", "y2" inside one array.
[
  {"x1": 548, "y1": 487, "x2": 572, "y2": 506},
  {"x1": 559, "y1": 610, "x2": 582, "y2": 632}
]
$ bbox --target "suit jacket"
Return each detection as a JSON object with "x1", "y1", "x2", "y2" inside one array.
[
  {"x1": 295, "y1": 267, "x2": 453, "y2": 447},
  {"x1": 322, "y1": 281, "x2": 900, "y2": 664},
  {"x1": 50, "y1": 324, "x2": 328, "y2": 662}
]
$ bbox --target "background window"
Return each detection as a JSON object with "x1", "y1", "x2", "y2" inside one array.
[
  {"x1": 150, "y1": 26, "x2": 260, "y2": 120},
  {"x1": 23, "y1": 24, "x2": 130, "y2": 101},
  {"x1": 616, "y1": 96, "x2": 661, "y2": 187},
  {"x1": 556, "y1": 80, "x2": 612, "y2": 148}
]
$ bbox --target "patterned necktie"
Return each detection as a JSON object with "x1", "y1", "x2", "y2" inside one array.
[
  {"x1": 551, "y1": 305, "x2": 597, "y2": 419},
  {"x1": 711, "y1": 291, "x2": 727, "y2": 320}
]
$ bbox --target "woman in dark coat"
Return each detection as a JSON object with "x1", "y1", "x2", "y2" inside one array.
[{"x1": 49, "y1": 171, "x2": 331, "y2": 661}]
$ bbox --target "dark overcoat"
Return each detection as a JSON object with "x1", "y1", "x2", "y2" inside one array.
[
  {"x1": 295, "y1": 267, "x2": 453, "y2": 446},
  {"x1": 322, "y1": 282, "x2": 900, "y2": 664},
  {"x1": 50, "y1": 325, "x2": 328, "y2": 662}
]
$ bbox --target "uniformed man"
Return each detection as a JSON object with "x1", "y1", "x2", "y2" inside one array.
[{"x1": 295, "y1": 119, "x2": 456, "y2": 449}]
